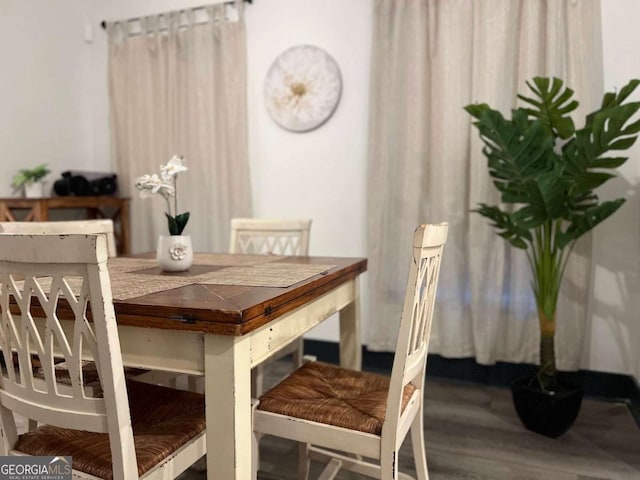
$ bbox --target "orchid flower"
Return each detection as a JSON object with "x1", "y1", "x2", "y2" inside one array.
[
  {"x1": 135, "y1": 155, "x2": 190, "y2": 235},
  {"x1": 161, "y1": 155, "x2": 188, "y2": 182}
]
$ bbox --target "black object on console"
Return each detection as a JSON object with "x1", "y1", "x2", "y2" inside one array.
[{"x1": 54, "y1": 171, "x2": 118, "y2": 196}]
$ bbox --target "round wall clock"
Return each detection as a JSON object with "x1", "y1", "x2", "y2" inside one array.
[{"x1": 264, "y1": 45, "x2": 342, "y2": 132}]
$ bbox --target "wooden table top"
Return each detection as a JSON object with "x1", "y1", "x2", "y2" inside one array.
[{"x1": 112, "y1": 254, "x2": 367, "y2": 336}]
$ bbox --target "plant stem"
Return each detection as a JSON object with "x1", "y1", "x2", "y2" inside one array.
[
  {"x1": 531, "y1": 219, "x2": 564, "y2": 387},
  {"x1": 539, "y1": 331, "x2": 558, "y2": 390},
  {"x1": 173, "y1": 176, "x2": 178, "y2": 217},
  {"x1": 164, "y1": 195, "x2": 172, "y2": 218}
]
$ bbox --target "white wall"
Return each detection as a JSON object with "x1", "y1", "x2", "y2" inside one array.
[
  {"x1": 245, "y1": 0, "x2": 372, "y2": 340},
  {"x1": 0, "y1": 0, "x2": 95, "y2": 197},
  {"x1": 588, "y1": 1, "x2": 640, "y2": 380}
]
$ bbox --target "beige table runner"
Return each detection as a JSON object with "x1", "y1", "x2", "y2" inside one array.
[
  {"x1": 106, "y1": 256, "x2": 334, "y2": 300},
  {"x1": 6, "y1": 254, "x2": 335, "y2": 300},
  {"x1": 7, "y1": 256, "x2": 335, "y2": 301}
]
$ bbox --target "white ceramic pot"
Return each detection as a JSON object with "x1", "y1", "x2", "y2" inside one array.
[
  {"x1": 24, "y1": 182, "x2": 45, "y2": 198},
  {"x1": 156, "y1": 235, "x2": 193, "y2": 272}
]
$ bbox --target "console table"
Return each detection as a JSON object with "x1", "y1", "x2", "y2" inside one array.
[{"x1": 0, "y1": 196, "x2": 131, "y2": 255}]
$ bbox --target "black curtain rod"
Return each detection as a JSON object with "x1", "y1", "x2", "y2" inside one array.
[{"x1": 100, "y1": 0, "x2": 252, "y2": 30}]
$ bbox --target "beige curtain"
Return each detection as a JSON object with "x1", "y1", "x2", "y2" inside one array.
[
  {"x1": 367, "y1": 0, "x2": 603, "y2": 370},
  {"x1": 108, "y1": 2, "x2": 251, "y2": 253}
]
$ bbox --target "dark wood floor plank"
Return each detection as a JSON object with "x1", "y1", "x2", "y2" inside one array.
[
  {"x1": 249, "y1": 367, "x2": 640, "y2": 479},
  {"x1": 15, "y1": 360, "x2": 639, "y2": 479}
]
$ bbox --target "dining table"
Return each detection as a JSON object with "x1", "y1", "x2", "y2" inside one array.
[{"x1": 102, "y1": 252, "x2": 366, "y2": 479}]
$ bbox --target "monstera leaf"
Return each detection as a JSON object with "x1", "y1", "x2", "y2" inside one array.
[
  {"x1": 518, "y1": 77, "x2": 579, "y2": 139},
  {"x1": 466, "y1": 77, "x2": 640, "y2": 386},
  {"x1": 467, "y1": 77, "x2": 640, "y2": 254}
]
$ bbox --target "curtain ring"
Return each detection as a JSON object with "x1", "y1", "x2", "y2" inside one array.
[
  {"x1": 205, "y1": 5, "x2": 214, "y2": 24},
  {"x1": 186, "y1": 8, "x2": 196, "y2": 27},
  {"x1": 140, "y1": 16, "x2": 148, "y2": 36},
  {"x1": 236, "y1": 0, "x2": 245, "y2": 18},
  {"x1": 106, "y1": 21, "x2": 124, "y2": 47}
]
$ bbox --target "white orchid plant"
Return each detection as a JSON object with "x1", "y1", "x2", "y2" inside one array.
[{"x1": 135, "y1": 155, "x2": 190, "y2": 236}]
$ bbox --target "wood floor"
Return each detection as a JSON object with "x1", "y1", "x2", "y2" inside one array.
[
  {"x1": 13, "y1": 362, "x2": 640, "y2": 479},
  {"x1": 187, "y1": 360, "x2": 640, "y2": 480}
]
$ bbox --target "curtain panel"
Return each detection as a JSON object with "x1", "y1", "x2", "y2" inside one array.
[
  {"x1": 367, "y1": 0, "x2": 603, "y2": 370},
  {"x1": 108, "y1": 2, "x2": 251, "y2": 254}
]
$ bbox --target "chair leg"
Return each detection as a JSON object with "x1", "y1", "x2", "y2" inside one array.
[
  {"x1": 187, "y1": 375, "x2": 203, "y2": 393},
  {"x1": 252, "y1": 364, "x2": 265, "y2": 398},
  {"x1": 252, "y1": 432, "x2": 260, "y2": 480},
  {"x1": 252, "y1": 400, "x2": 260, "y2": 480},
  {"x1": 27, "y1": 418, "x2": 37, "y2": 431},
  {"x1": 380, "y1": 449, "x2": 399, "y2": 480},
  {"x1": 298, "y1": 442, "x2": 310, "y2": 480},
  {"x1": 317, "y1": 458, "x2": 342, "y2": 480},
  {"x1": 292, "y1": 338, "x2": 304, "y2": 367},
  {"x1": 410, "y1": 406, "x2": 429, "y2": 480},
  {"x1": 191, "y1": 456, "x2": 207, "y2": 472}
]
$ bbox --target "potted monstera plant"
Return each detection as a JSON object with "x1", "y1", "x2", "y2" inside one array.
[{"x1": 465, "y1": 77, "x2": 640, "y2": 437}]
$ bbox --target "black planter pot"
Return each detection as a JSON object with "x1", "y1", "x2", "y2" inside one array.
[{"x1": 510, "y1": 375, "x2": 583, "y2": 438}]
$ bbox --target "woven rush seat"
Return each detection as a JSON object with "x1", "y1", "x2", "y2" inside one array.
[
  {"x1": 14, "y1": 380, "x2": 205, "y2": 479},
  {"x1": 33, "y1": 360, "x2": 147, "y2": 397},
  {"x1": 257, "y1": 361, "x2": 416, "y2": 435}
]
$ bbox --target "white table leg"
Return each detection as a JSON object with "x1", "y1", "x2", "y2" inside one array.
[
  {"x1": 339, "y1": 279, "x2": 361, "y2": 370},
  {"x1": 205, "y1": 333, "x2": 253, "y2": 480}
]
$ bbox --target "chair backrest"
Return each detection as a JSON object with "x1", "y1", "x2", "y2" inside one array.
[
  {"x1": 0, "y1": 234, "x2": 136, "y2": 475},
  {"x1": 0, "y1": 220, "x2": 118, "y2": 258},
  {"x1": 229, "y1": 218, "x2": 312, "y2": 256},
  {"x1": 383, "y1": 224, "x2": 448, "y2": 439}
]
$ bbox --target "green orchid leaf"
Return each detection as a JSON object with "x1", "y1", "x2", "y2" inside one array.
[
  {"x1": 166, "y1": 212, "x2": 190, "y2": 235},
  {"x1": 174, "y1": 212, "x2": 191, "y2": 235},
  {"x1": 165, "y1": 213, "x2": 179, "y2": 236}
]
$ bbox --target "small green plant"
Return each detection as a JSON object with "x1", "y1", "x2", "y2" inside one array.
[
  {"x1": 465, "y1": 77, "x2": 640, "y2": 391},
  {"x1": 12, "y1": 164, "x2": 51, "y2": 189}
]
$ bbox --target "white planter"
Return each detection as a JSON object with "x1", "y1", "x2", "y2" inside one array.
[
  {"x1": 156, "y1": 235, "x2": 193, "y2": 272},
  {"x1": 24, "y1": 182, "x2": 45, "y2": 198}
]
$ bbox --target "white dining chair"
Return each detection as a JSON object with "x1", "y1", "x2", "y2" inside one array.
[
  {"x1": 252, "y1": 223, "x2": 448, "y2": 480},
  {"x1": 0, "y1": 220, "x2": 118, "y2": 258},
  {"x1": 0, "y1": 233, "x2": 206, "y2": 479},
  {"x1": 229, "y1": 218, "x2": 311, "y2": 256},
  {"x1": 230, "y1": 218, "x2": 313, "y2": 396},
  {"x1": 0, "y1": 220, "x2": 140, "y2": 430}
]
